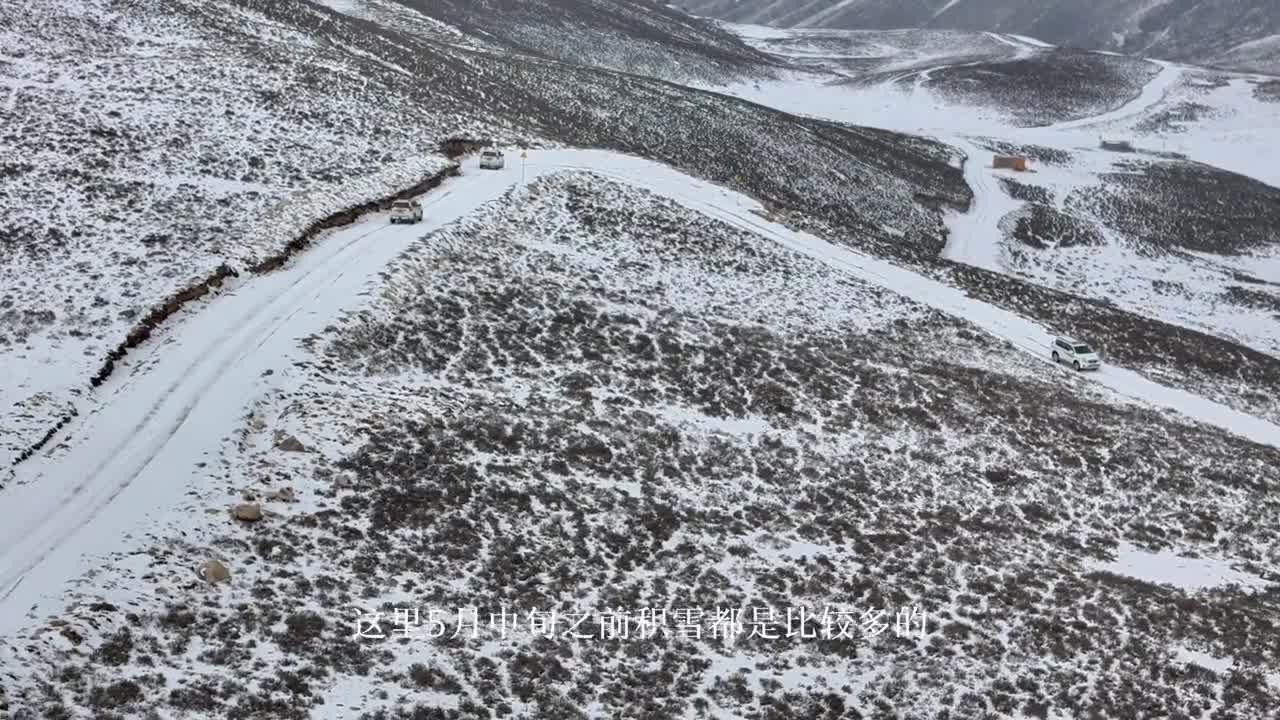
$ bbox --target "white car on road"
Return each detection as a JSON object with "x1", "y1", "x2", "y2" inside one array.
[
  {"x1": 390, "y1": 199, "x2": 422, "y2": 224},
  {"x1": 479, "y1": 148, "x2": 505, "y2": 170},
  {"x1": 1051, "y1": 336, "x2": 1100, "y2": 371}
]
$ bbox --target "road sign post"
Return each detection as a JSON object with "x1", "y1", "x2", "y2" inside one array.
[{"x1": 521, "y1": 149, "x2": 527, "y2": 183}]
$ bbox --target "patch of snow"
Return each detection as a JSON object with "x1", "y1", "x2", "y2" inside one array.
[
  {"x1": 984, "y1": 32, "x2": 1023, "y2": 50},
  {"x1": 1092, "y1": 541, "x2": 1273, "y2": 593},
  {"x1": 1175, "y1": 646, "x2": 1234, "y2": 673},
  {"x1": 1008, "y1": 34, "x2": 1054, "y2": 48},
  {"x1": 714, "y1": 21, "x2": 795, "y2": 41},
  {"x1": 655, "y1": 404, "x2": 772, "y2": 437},
  {"x1": 796, "y1": 0, "x2": 861, "y2": 29}
]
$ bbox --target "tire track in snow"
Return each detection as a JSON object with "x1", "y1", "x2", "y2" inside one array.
[
  {"x1": 19, "y1": 213, "x2": 395, "y2": 477},
  {"x1": 0, "y1": 221, "x2": 389, "y2": 616},
  {"x1": 0, "y1": 175, "x2": 480, "y2": 631}
]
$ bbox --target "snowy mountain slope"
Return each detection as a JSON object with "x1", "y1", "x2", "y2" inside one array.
[
  {"x1": 6, "y1": 161, "x2": 1278, "y2": 718},
  {"x1": 4, "y1": 2, "x2": 1275, "y2": 471},
  {"x1": 715, "y1": 23, "x2": 1024, "y2": 80},
  {"x1": 0, "y1": 0, "x2": 486, "y2": 482},
  {"x1": 922, "y1": 49, "x2": 1161, "y2": 127},
  {"x1": 716, "y1": 25, "x2": 1166, "y2": 127},
  {"x1": 704, "y1": 24, "x2": 1280, "y2": 420},
  {"x1": 318, "y1": 0, "x2": 783, "y2": 82},
  {"x1": 0, "y1": 160, "x2": 526, "y2": 637},
  {"x1": 0, "y1": 0, "x2": 971, "y2": 478},
  {"x1": 11, "y1": 0, "x2": 1272, "y2": 491},
  {"x1": 687, "y1": 0, "x2": 1280, "y2": 75},
  {"x1": 586, "y1": 152, "x2": 1280, "y2": 431},
  {"x1": 5, "y1": 4, "x2": 1280, "y2": 717}
]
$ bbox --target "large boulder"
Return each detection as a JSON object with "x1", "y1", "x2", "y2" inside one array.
[
  {"x1": 274, "y1": 432, "x2": 307, "y2": 453},
  {"x1": 232, "y1": 502, "x2": 262, "y2": 522},
  {"x1": 199, "y1": 560, "x2": 231, "y2": 585},
  {"x1": 269, "y1": 486, "x2": 297, "y2": 503}
]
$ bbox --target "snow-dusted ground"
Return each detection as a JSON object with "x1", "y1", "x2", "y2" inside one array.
[
  {"x1": 6, "y1": 154, "x2": 1278, "y2": 718},
  {"x1": 5, "y1": 149, "x2": 1280, "y2": 636},
  {"x1": 6, "y1": 6, "x2": 1280, "y2": 718},
  {"x1": 703, "y1": 24, "x2": 1280, "y2": 365},
  {"x1": 0, "y1": 167, "x2": 497, "y2": 633},
  {"x1": 709, "y1": 23, "x2": 1022, "y2": 81},
  {"x1": 0, "y1": 0, "x2": 497, "y2": 475}
]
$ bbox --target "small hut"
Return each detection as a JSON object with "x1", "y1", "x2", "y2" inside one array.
[{"x1": 993, "y1": 155, "x2": 1028, "y2": 171}]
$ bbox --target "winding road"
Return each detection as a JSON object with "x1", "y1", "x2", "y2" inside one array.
[
  {"x1": 924, "y1": 56, "x2": 1184, "y2": 270},
  {"x1": 2, "y1": 141, "x2": 1275, "y2": 645}
]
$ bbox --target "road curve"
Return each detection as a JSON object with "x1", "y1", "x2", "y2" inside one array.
[{"x1": 2, "y1": 149, "x2": 1277, "y2": 644}]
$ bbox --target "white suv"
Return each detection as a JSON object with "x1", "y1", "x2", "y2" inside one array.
[
  {"x1": 390, "y1": 199, "x2": 422, "y2": 224},
  {"x1": 1051, "y1": 336, "x2": 1100, "y2": 371}
]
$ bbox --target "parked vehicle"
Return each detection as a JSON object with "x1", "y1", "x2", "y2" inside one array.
[
  {"x1": 479, "y1": 148, "x2": 505, "y2": 170},
  {"x1": 1051, "y1": 336, "x2": 1100, "y2": 371},
  {"x1": 390, "y1": 199, "x2": 422, "y2": 224}
]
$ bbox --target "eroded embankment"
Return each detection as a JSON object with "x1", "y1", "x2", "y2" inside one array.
[{"x1": 9, "y1": 151, "x2": 470, "y2": 472}]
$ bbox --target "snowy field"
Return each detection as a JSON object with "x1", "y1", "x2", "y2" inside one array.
[
  {"x1": 0, "y1": 0, "x2": 500, "y2": 476},
  {"x1": 4, "y1": 154, "x2": 1279, "y2": 718},
  {"x1": 3, "y1": 0, "x2": 990, "y2": 484},
  {"x1": 5, "y1": 4, "x2": 1280, "y2": 719},
  {"x1": 312, "y1": 0, "x2": 778, "y2": 84},
  {"x1": 702, "y1": 23, "x2": 1280, "y2": 369},
  {"x1": 712, "y1": 23, "x2": 1025, "y2": 81}
]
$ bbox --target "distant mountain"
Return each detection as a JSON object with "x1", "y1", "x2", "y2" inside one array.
[{"x1": 679, "y1": 0, "x2": 1280, "y2": 74}]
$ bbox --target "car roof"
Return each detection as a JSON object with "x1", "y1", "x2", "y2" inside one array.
[{"x1": 1055, "y1": 335, "x2": 1081, "y2": 344}]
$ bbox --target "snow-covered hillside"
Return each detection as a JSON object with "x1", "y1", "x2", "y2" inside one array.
[
  {"x1": 0, "y1": 0, "x2": 485, "y2": 482},
  {"x1": 5, "y1": 160, "x2": 1279, "y2": 718},
  {"x1": 314, "y1": 0, "x2": 781, "y2": 83},
  {"x1": 0, "y1": 0, "x2": 967, "y2": 478},
  {"x1": 718, "y1": 24, "x2": 1024, "y2": 80},
  {"x1": 5, "y1": 2, "x2": 1280, "y2": 719},
  {"x1": 686, "y1": 0, "x2": 1280, "y2": 75},
  {"x1": 704, "y1": 23, "x2": 1280, "y2": 422},
  {"x1": 923, "y1": 49, "x2": 1160, "y2": 127}
]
